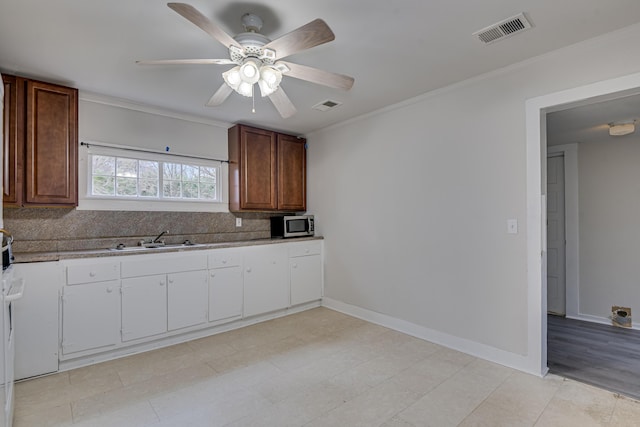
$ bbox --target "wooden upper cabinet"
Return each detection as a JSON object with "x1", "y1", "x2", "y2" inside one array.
[
  {"x1": 1, "y1": 74, "x2": 78, "y2": 207},
  {"x1": 277, "y1": 133, "x2": 306, "y2": 212},
  {"x1": 25, "y1": 80, "x2": 78, "y2": 206},
  {"x1": 2, "y1": 75, "x2": 23, "y2": 206},
  {"x1": 228, "y1": 124, "x2": 306, "y2": 212}
]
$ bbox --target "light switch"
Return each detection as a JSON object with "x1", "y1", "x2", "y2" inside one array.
[
  {"x1": 236, "y1": 217, "x2": 242, "y2": 227},
  {"x1": 507, "y1": 219, "x2": 518, "y2": 234}
]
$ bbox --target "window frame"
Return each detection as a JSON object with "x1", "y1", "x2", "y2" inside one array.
[{"x1": 78, "y1": 144, "x2": 229, "y2": 212}]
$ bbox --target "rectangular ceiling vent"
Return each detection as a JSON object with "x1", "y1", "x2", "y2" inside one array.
[
  {"x1": 312, "y1": 99, "x2": 342, "y2": 112},
  {"x1": 473, "y1": 13, "x2": 532, "y2": 45}
]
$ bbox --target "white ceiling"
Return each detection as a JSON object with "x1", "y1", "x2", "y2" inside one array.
[
  {"x1": 2, "y1": 0, "x2": 640, "y2": 135},
  {"x1": 547, "y1": 93, "x2": 640, "y2": 146}
]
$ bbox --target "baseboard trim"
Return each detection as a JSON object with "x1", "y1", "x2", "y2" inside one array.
[
  {"x1": 565, "y1": 313, "x2": 640, "y2": 331},
  {"x1": 322, "y1": 298, "x2": 540, "y2": 376}
]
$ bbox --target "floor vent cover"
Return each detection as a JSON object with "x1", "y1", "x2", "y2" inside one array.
[{"x1": 473, "y1": 13, "x2": 532, "y2": 44}]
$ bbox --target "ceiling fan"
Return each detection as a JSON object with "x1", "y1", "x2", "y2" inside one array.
[{"x1": 137, "y1": 3, "x2": 355, "y2": 118}]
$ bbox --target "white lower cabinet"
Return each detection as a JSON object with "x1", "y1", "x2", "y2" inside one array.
[
  {"x1": 209, "y1": 266, "x2": 243, "y2": 322},
  {"x1": 290, "y1": 254, "x2": 323, "y2": 306},
  {"x1": 243, "y1": 244, "x2": 288, "y2": 317},
  {"x1": 168, "y1": 270, "x2": 208, "y2": 330},
  {"x1": 121, "y1": 275, "x2": 167, "y2": 341},
  {"x1": 19, "y1": 240, "x2": 322, "y2": 374},
  {"x1": 62, "y1": 280, "x2": 121, "y2": 355}
]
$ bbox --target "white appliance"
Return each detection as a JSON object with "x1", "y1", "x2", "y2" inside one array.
[
  {"x1": 0, "y1": 266, "x2": 23, "y2": 427},
  {"x1": 0, "y1": 72, "x2": 24, "y2": 427}
]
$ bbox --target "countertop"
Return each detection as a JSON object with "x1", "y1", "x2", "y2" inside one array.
[{"x1": 13, "y1": 236, "x2": 323, "y2": 263}]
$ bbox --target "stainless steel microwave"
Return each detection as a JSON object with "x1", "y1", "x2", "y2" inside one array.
[{"x1": 271, "y1": 215, "x2": 314, "y2": 238}]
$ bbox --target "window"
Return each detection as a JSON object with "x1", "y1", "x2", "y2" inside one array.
[{"x1": 89, "y1": 154, "x2": 220, "y2": 202}]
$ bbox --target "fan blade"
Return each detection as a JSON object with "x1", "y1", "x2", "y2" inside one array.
[
  {"x1": 136, "y1": 59, "x2": 236, "y2": 65},
  {"x1": 268, "y1": 88, "x2": 297, "y2": 118},
  {"x1": 278, "y1": 61, "x2": 354, "y2": 90},
  {"x1": 168, "y1": 3, "x2": 239, "y2": 49},
  {"x1": 206, "y1": 83, "x2": 233, "y2": 106},
  {"x1": 264, "y1": 19, "x2": 335, "y2": 60}
]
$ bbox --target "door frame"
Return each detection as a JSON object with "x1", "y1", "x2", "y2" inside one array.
[
  {"x1": 546, "y1": 144, "x2": 579, "y2": 319},
  {"x1": 525, "y1": 71, "x2": 640, "y2": 376}
]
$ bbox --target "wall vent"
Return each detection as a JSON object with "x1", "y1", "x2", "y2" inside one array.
[
  {"x1": 312, "y1": 99, "x2": 342, "y2": 112},
  {"x1": 473, "y1": 13, "x2": 533, "y2": 44}
]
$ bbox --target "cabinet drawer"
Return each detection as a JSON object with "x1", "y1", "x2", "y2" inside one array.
[
  {"x1": 288, "y1": 241, "x2": 322, "y2": 258},
  {"x1": 66, "y1": 262, "x2": 120, "y2": 285},
  {"x1": 208, "y1": 250, "x2": 242, "y2": 269},
  {"x1": 121, "y1": 253, "x2": 207, "y2": 278}
]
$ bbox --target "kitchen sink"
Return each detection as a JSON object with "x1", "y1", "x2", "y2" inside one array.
[{"x1": 108, "y1": 243, "x2": 208, "y2": 252}]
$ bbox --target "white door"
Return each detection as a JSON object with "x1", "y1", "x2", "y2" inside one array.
[
  {"x1": 61, "y1": 280, "x2": 121, "y2": 354},
  {"x1": 547, "y1": 154, "x2": 566, "y2": 315},
  {"x1": 209, "y1": 266, "x2": 243, "y2": 322},
  {"x1": 290, "y1": 254, "x2": 322, "y2": 306},
  {"x1": 244, "y1": 245, "x2": 288, "y2": 317},
  {"x1": 122, "y1": 275, "x2": 167, "y2": 341},
  {"x1": 167, "y1": 270, "x2": 208, "y2": 331}
]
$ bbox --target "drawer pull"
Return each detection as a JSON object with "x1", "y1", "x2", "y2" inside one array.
[{"x1": 89, "y1": 272, "x2": 96, "y2": 277}]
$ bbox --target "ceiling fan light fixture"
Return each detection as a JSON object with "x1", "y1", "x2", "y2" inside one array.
[
  {"x1": 222, "y1": 66, "x2": 242, "y2": 86},
  {"x1": 237, "y1": 81, "x2": 254, "y2": 97},
  {"x1": 609, "y1": 121, "x2": 635, "y2": 136},
  {"x1": 257, "y1": 66, "x2": 283, "y2": 97},
  {"x1": 239, "y1": 59, "x2": 261, "y2": 84}
]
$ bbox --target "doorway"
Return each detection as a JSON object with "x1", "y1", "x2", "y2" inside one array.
[{"x1": 524, "y1": 70, "x2": 640, "y2": 377}]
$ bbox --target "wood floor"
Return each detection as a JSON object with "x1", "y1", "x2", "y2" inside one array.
[{"x1": 547, "y1": 314, "x2": 640, "y2": 400}]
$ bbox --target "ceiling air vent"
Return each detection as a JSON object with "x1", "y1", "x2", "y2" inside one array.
[
  {"x1": 312, "y1": 99, "x2": 342, "y2": 112},
  {"x1": 473, "y1": 13, "x2": 532, "y2": 44}
]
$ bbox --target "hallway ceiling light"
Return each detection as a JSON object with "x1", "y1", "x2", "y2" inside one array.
[{"x1": 608, "y1": 121, "x2": 635, "y2": 136}]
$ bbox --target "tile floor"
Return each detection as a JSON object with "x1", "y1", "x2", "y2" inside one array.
[{"x1": 13, "y1": 307, "x2": 640, "y2": 426}]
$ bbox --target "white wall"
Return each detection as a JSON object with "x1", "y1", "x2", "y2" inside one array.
[
  {"x1": 578, "y1": 135, "x2": 640, "y2": 327},
  {"x1": 79, "y1": 93, "x2": 229, "y2": 159},
  {"x1": 308, "y1": 23, "x2": 640, "y2": 373}
]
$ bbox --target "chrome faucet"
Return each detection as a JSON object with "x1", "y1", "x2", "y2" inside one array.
[
  {"x1": 139, "y1": 230, "x2": 169, "y2": 247},
  {"x1": 152, "y1": 230, "x2": 169, "y2": 243}
]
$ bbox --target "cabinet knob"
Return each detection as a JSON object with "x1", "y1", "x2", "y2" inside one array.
[
  {"x1": 246, "y1": 268, "x2": 252, "y2": 273},
  {"x1": 106, "y1": 287, "x2": 113, "y2": 293},
  {"x1": 222, "y1": 259, "x2": 227, "y2": 264},
  {"x1": 292, "y1": 264, "x2": 298, "y2": 269},
  {"x1": 169, "y1": 279, "x2": 174, "y2": 284},
  {"x1": 89, "y1": 272, "x2": 96, "y2": 277},
  {"x1": 211, "y1": 273, "x2": 216, "y2": 278},
  {"x1": 305, "y1": 249, "x2": 310, "y2": 253},
  {"x1": 160, "y1": 281, "x2": 165, "y2": 286}
]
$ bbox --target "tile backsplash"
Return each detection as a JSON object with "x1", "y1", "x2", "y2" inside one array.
[{"x1": 3, "y1": 208, "x2": 271, "y2": 253}]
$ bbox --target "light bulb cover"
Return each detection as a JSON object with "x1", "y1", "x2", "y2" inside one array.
[
  {"x1": 609, "y1": 122, "x2": 635, "y2": 136},
  {"x1": 222, "y1": 66, "x2": 242, "y2": 90},
  {"x1": 257, "y1": 65, "x2": 283, "y2": 97},
  {"x1": 237, "y1": 81, "x2": 253, "y2": 97},
  {"x1": 239, "y1": 59, "x2": 261, "y2": 84}
]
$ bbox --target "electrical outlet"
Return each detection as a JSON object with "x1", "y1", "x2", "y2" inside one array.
[{"x1": 235, "y1": 217, "x2": 242, "y2": 227}]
